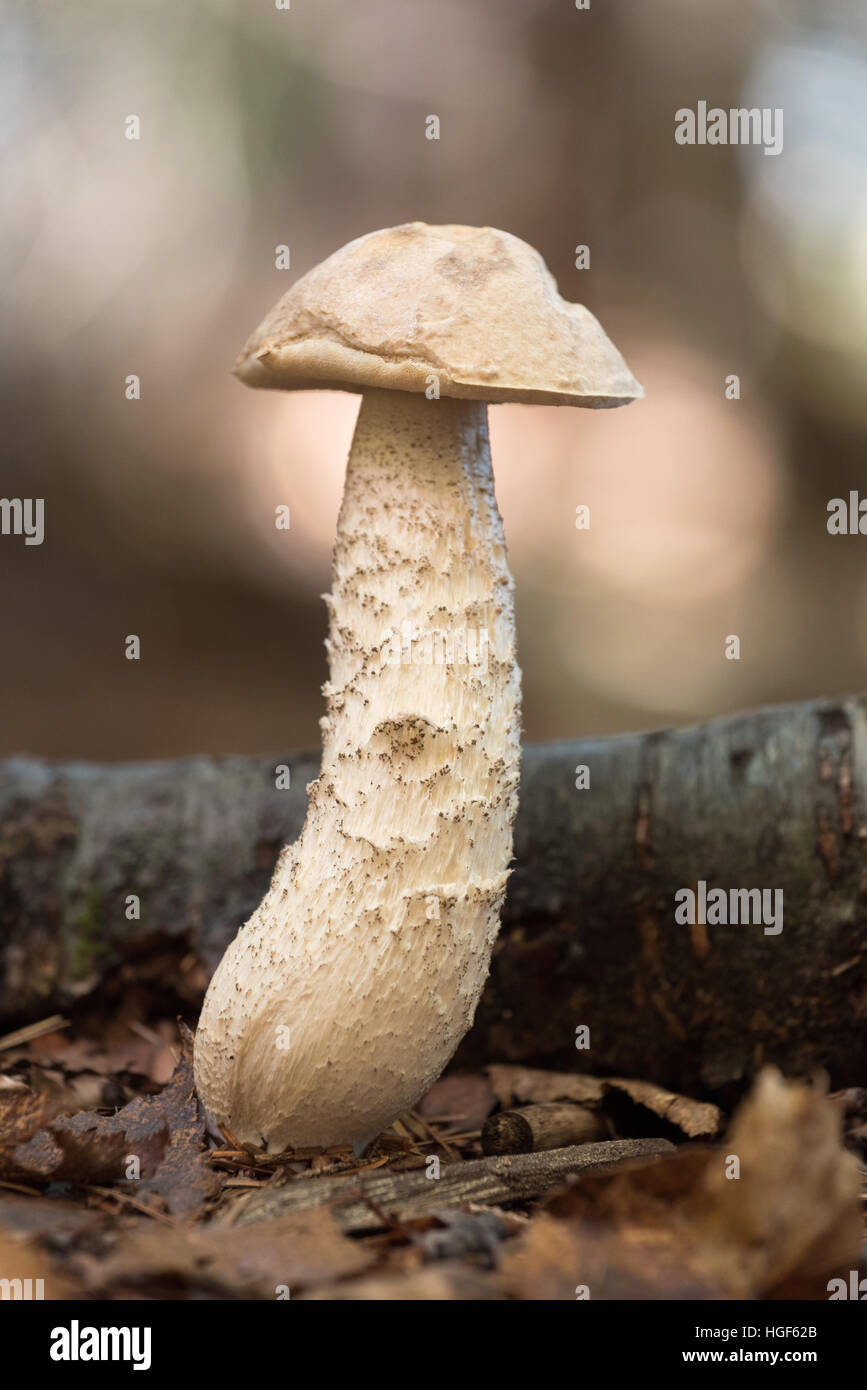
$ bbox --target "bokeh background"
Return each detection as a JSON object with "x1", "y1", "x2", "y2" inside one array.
[{"x1": 2, "y1": 0, "x2": 866, "y2": 760}]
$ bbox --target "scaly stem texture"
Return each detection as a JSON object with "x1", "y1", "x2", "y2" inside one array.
[{"x1": 194, "y1": 390, "x2": 521, "y2": 1150}]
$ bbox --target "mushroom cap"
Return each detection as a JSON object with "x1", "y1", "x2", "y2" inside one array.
[{"x1": 234, "y1": 223, "x2": 642, "y2": 407}]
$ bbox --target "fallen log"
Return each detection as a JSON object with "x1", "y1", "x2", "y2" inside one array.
[{"x1": 1, "y1": 692, "x2": 865, "y2": 1093}]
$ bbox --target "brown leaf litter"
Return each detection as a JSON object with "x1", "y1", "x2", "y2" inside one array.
[
  {"x1": 0, "y1": 1015, "x2": 862, "y2": 1302},
  {"x1": 498, "y1": 1068, "x2": 862, "y2": 1300}
]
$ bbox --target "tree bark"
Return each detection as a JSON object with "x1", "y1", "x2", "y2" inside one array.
[{"x1": 1, "y1": 692, "x2": 865, "y2": 1095}]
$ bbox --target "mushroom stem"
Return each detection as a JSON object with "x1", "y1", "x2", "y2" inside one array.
[{"x1": 194, "y1": 388, "x2": 521, "y2": 1152}]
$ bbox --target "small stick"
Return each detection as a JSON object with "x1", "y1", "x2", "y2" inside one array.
[
  {"x1": 409, "y1": 1108, "x2": 461, "y2": 1160},
  {"x1": 0, "y1": 1015, "x2": 68, "y2": 1051},
  {"x1": 229, "y1": 1137, "x2": 675, "y2": 1234},
  {"x1": 0, "y1": 1179, "x2": 44, "y2": 1197},
  {"x1": 482, "y1": 1102, "x2": 607, "y2": 1155},
  {"x1": 86, "y1": 1185, "x2": 178, "y2": 1226}
]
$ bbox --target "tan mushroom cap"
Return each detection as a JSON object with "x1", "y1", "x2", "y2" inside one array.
[{"x1": 234, "y1": 222, "x2": 642, "y2": 407}]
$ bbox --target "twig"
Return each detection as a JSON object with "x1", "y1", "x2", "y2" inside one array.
[
  {"x1": 409, "y1": 1108, "x2": 461, "y2": 1160},
  {"x1": 0, "y1": 1015, "x2": 68, "y2": 1051},
  {"x1": 86, "y1": 1185, "x2": 179, "y2": 1226},
  {"x1": 0, "y1": 1178, "x2": 44, "y2": 1197},
  {"x1": 229, "y1": 1137, "x2": 676, "y2": 1234}
]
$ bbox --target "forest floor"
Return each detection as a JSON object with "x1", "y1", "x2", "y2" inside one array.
[{"x1": 0, "y1": 1009, "x2": 865, "y2": 1300}]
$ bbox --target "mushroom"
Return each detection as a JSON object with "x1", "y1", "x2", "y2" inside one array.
[{"x1": 194, "y1": 223, "x2": 641, "y2": 1153}]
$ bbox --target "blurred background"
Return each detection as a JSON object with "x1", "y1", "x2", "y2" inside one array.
[{"x1": 1, "y1": 0, "x2": 866, "y2": 760}]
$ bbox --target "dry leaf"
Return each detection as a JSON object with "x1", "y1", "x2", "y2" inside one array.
[
  {"x1": 499, "y1": 1068, "x2": 861, "y2": 1300},
  {"x1": 603, "y1": 1078, "x2": 721, "y2": 1138},
  {"x1": 0, "y1": 1222, "x2": 77, "y2": 1300},
  {"x1": 487, "y1": 1065, "x2": 605, "y2": 1110},
  {"x1": 301, "y1": 1262, "x2": 501, "y2": 1300},
  {"x1": 0, "y1": 1085, "x2": 81, "y2": 1162},
  {"x1": 419, "y1": 1073, "x2": 497, "y2": 1130},
  {"x1": 486, "y1": 1065, "x2": 721, "y2": 1138},
  {"x1": 500, "y1": 1210, "x2": 725, "y2": 1300},
  {"x1": 80, "y1": 1207, "x2": 372, "y2": 1298},
  {"x1": 0, "y1": 1023, "x2": 218, "y2": 1216},
  {"x1": 696, "y1": 1068, "x2": 861, "y2": 1292}
]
